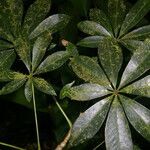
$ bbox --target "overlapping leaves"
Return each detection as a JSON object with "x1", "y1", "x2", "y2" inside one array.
[
  {"x1": 60, "y1": 38, "x2": 150, "y2": 149},
  {"x1": 77, "y1": 0, "x2": 150, "y2": 53},
  {"x1": 0, "y1": 0, "x2": 70, "y2": 101}
]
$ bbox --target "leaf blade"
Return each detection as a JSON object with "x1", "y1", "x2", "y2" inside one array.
[
  {"x1": 119, "y1": 0, "x2": 150, "y2": 36},
  {"x1": 23, "y1": 0, "x2": 51, "y2": 34},
  {"x1": 105, "y1": 96, "x2": 133, "y2": 150},
  {"x1": 60, "y1": 82, "x2": 109, "y2": 101},
  {"x1": 120, "y1": 38, "x2": 150, "y2": 87},
  {"x1": 78, "y1": 21, "x2": 111, "y2": 36},
  {"x1": 32, "y1": 32, "x2": 52, "y2": 72},
  {"x1": 98, "y1": 37, "x2": 123, "y2": 87},
  {"x1": 29, "y1": 14, "x2": 70, "y2": 39},
  {"x1": 33, "y1": 77, "x2": 56, "y2": 96},
  {"x1": 35, "y1": 51, "x2": 70, "y2": 74},
  {"x1": 70, "y1": 56, "x2": 110, "y2": 86},
  {"x1": 68, "y1": 98, "x2": 111, "y2": 147},
  {"x1": 77, "y1": 36, "x2": 103, "y2": 48},
  {"x1": 120, "y1": 95, "x2": 150, "y2": 141}
]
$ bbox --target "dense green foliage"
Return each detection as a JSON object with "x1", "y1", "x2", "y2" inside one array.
[{"x1": 0, "y1": 0, "x2": 150, "y2": 149}]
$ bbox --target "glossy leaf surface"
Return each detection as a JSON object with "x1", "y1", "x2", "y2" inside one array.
[
  {"x1": 29, "y1": 14, "x2": 70, "y2": 39},
  {"x1": 32, "y1": 32, "x2": 52, "y2": 72},
  {"x1": 121, "y1": 75, "x2": 150, "y2": 98},
  {"x1": 23, "y1": 0, "x2": 51, "y2": 34},
  {"x1": 60, "y1": 82, "x2": 109, "y2": 101},
  {"x1": 78, "y1": 21, "x2": 111, "y2": 36},
  {"x1": 24, "y1": 78, "x2": 32, "y2": 102},
  {"x1": 119, "y1": 0, "x2": 150, "y2": 36},
  {"x1": 33, "y1": 77, "x2": 56, "y2": 96},
  {"x1": 120, "y1": 39, "x2": 150, "y2": 87},
  {"x1": 77, "y1": 36, "x2": 103, "y2": 48},
  {"x1": 98, "y1": 37, "x2": 123, "y2": 87},
  {"x1": 120, "y1": 95, "x2": 150, "y2": 141},
  {"x1": 105, "y1": 97, "x2": 133, "y2": 150},
  {"x1": 68, "y1": 98, "x2": 111, "y2": 146},
  {"x1": 0, "y1": 79, "x2": 26, "y2": 95},
  {"x1": 108, "y1": 0, "x2": 126, "y2": 37},
  {"x1": 35, "y1": 51, "x2": 70, "y2": 74},
  {"x1": 70, "y1": 56, "x2": 110, "y2": 86}
]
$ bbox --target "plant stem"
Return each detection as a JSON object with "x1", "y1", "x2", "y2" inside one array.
[
  {"x1": 93, "y1": 141, "x2": 105, "y2": 150},
  {"x1": 0, "y1": 142, "x2": 25, "y2": 150},
  {"x1": 53, "y1": 96, "x2": 72, "y2": 128},
  {"x1": 32, "y1": 83, "x2": 41, "y2": 150}
]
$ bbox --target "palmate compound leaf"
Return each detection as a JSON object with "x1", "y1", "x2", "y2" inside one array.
[
  {"x1": 98, "y1": 37, "x2": 123, "y2": 87},
  {"x1": 70, "y1": 56, "x2": 110, "y2": 86},
  {"x1": 0, "y1": 49, "x2": 16, "y2": 70},
  {"x1": 33, "y1": 77, "x2": 56, "y2": 96},
  {"x1": 105, "y1": 96, "x2": 133, "y2": 150},
  {"x1": 89, "y1": 8, "x2": 113, "y2": 34},
  {"x1": 120, "y1": 38, "x2": 150, "y2": 87},
  {"x1": 29, "y1": 14, "x2": 70, "y2": 39},
  {"x1": 32, "y1": 31, "x2": 52, "y2": 72},
  {"x1": 121, "y1": 75, "x2": 150, "y2": 98},
  {"x1": 77, "y1": 36, "x2": 104, "y2": 48},
  {"x1": 77, "y1": 21, "x2": 111, "y2": 37},
  {"x1": 60, "y1": 82, "x2": 109, "y2": 101},
  {"x1": 120, "y1": 95, "x2": 150, "y2": 141},
  {"x1": 34, "y1": 51, "x2": 71, "y2": 75},
  {"x1": 23, "y1": 0, "x2": 51, "y2": 34},
  {"x1": 0, "y1": 0, "x2": 23, "y2": 37},
  {"x1": 119, "y1": 0, "x2": 150, "y2": 37},
  {"x1": 121, "y1": 25, "x2": 150, "y2": 40},
  {"x1": 108, "y1": 0, "x2": 126, "y2": 37},
  {"x1": 68, "y1": 97, "x2": 111, "y2": 147}
]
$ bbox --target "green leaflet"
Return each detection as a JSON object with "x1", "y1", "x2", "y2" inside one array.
[
  {"x1": 23, "y1": 0, "x2": 51, "y2": 34},
  {"x1": 77, "y1": 36, "x2": 103, "y2": 48},
  {"x1": 0, "y1": 0, "x2": 23, "y2": 37},
  {"x1": 120, "y1": 39, "x2": 150, "y2": 87},
  {"x1": 120, "y1": 95, "x2": 150, "y2": 141},
  {"x1": 98, "y1": 37, "x2": 123, "y2": 87},
  {"x1": 121, "y1": 75, "x2": 150, "y2": 98},
  {"x1": 14, "y1": 37, "x2": 31, "y2": 71},
  {"x1": 60, "y1": 82, "x2": 109, "y2": 101},
  {"x1": 108, "y1": 0, "x2": 126, "y2": 37},
  {"x1": 89, "y1": 8, "x2": 113, "y2": 34},
  {"x1": 122, "y1": 25, "x2": 150, "y2": 40},
  {"x1": 119, "y1": 0, "x2": 150, "y2": 37},
  {"x1": 0, "y1": 78, "x2": 26, "y2": 95},
  {"x1": 120, "y1": 39, "x2": 143, "y2": 52},
  {"x1": 33, "y1": 77, "x2": 56, "y2": 96},
  {"x1": 29, "y1": 14, "x2": 70, "y2": 39},
  {"x1": 35, "y1": 51, "x2": 70, "y2": 74},
  {"x1": 68, "y1": 98, "x2": 111, "y2": 147},
  {"x1": 24, "y1": 79, "x2": 33, "y2": 102},
  {"x1": 70, "y1": 56, "x2": 110, "y2": 86},
  {"x1": 0, "y1": 71, "x2": 25, "y2": 82},
  {"x1": 105, "y1": 96, "x2": 133, "y2": 150},
  {"x1": 0, "y1": 49, "x2": 16, "y2": 70},
  {"x1": 78, "y1": 21, "x2": 111, "y2": 36},
  {"x1": 0, "y1": 40, "x2": 13, "y2": 50},
  {"x1": 32, "y1": 32, "x2": 52, "y2": 72}
]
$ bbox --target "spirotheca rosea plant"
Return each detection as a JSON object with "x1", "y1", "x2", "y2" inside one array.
[
  {"x1": 60, "y1": 38, "x2": 150, "y2": 149},
  {"x1": 0, "y1": 0, "x2": 71, "y2": 149},
  {"x1": 77, "y1": 0, "x2": 150, "y2": 53}
]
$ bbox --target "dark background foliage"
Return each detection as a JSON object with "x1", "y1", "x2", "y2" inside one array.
[{"x1": 0, "y1": 0, "x2": 149, "y2": 149}]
